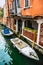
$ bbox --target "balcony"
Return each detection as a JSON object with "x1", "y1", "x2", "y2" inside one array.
[{"x1": 9, "y1": 8, "x2": 21, "y2": 16}]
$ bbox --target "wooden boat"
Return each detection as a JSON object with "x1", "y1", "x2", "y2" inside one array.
[
  {"x1": 10, "y1": 38, "x2": 39, "y2": 61},
  {"x1": 1, "y1": 30, "x2": 13, "y2": 36}
]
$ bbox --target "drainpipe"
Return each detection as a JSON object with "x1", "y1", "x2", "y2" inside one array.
[{"x1": 15, "y1": 0, "x2": 17, "y2": 14}]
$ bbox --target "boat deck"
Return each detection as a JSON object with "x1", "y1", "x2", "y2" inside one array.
[{"x1": 10, "y1": 38, "x2": 39, "y2": 61}]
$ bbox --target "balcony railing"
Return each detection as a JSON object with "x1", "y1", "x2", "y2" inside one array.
[
  {"x1": 9, "y1": 8, "x2": 21, "y2": 16},
  {"x1": 17, "y1": 8, "x2": 21, "y2": 16}
]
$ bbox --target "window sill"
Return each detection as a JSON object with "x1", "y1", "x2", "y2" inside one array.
[{"x1": 24, "y1": 6, "x2": 32, "y2": 10}]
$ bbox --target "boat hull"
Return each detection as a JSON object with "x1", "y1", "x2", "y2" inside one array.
[
  {"x1": 1, "y1": 30, "x2": 13, "y2": 36},
  {"x1": 10, "y1": 38, "x2": 39, "y2": 61}
]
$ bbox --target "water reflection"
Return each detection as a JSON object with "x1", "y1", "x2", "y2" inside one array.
[{"x1": 0, "y1": 32, "x2": 12, "y2": 65}]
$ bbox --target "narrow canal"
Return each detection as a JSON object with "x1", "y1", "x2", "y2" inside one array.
[{"x1": 0, "y1": 24, "x2": 43, "y2": 65}]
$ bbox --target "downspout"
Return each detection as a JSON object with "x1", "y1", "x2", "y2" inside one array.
[{"x1": 15, "y1": 0, "x2": 17, "y2": 14}]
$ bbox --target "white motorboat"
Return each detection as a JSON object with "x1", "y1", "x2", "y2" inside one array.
[
  {"x1": 10, "y1": 38, "x2": 39, "y2": 61},
  {"x1": 1, "y1": 30, "x2": 13, "y2": 36}
]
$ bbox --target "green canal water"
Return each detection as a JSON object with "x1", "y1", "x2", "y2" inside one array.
[{"x1": 0, "y1": 24, "x2": 43, "y2": 65}]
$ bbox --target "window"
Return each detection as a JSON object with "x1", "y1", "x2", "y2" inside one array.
[
  {"x1": 24, "y1": 0, "x2": 30, "y2": 7},
  {"x1": 17, "y1": 0, "x2": 20, "y2": 8}
]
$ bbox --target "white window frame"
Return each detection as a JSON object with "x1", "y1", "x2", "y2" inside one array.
[{"x1": 24, "y1": 0, "x2": 30, "y2": 8}]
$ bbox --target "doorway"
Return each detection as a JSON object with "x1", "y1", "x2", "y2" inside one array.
[{"x1": 18, "y1": 19, "x2": 22, "y2": 33}]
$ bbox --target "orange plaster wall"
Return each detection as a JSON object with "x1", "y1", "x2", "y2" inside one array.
[
  {"x1": 5, "y1": 0, "x2": 9, "y2": 17},
  {"x1": 5, "y1": 0, "x2": 12, "y2": 17},
  {"x1": 9, "y1": 0, "x2": 13, "y2": 9},
  {"x1": 21, "y1": 0, "x2": 43, "y2": 17}
]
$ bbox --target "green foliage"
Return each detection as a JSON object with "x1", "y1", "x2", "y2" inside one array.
[
  {"x1": 0, "y1": 8, "x2": 4, "y2": 18},
  {"x1": 24, "y1": 27, "x2": 37, "y2": 33}
]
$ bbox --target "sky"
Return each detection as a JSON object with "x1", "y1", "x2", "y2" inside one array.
[{"x1": 0, "y1": 0, "x2": 5, "y2": 8}]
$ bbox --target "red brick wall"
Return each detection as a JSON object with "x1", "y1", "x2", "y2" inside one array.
[
  {"x1": 39, "y1": 24, "x2": 43, "y2": 46},
  {"x1": 23, "y1": 29, "x2": 37, "y2": 42},
  {"x1": 14, "y1": 25, "x2": 16, "y2": 31},
  {"x1": 10, "y1": 18, "x2": 14, "y2": 30}
]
